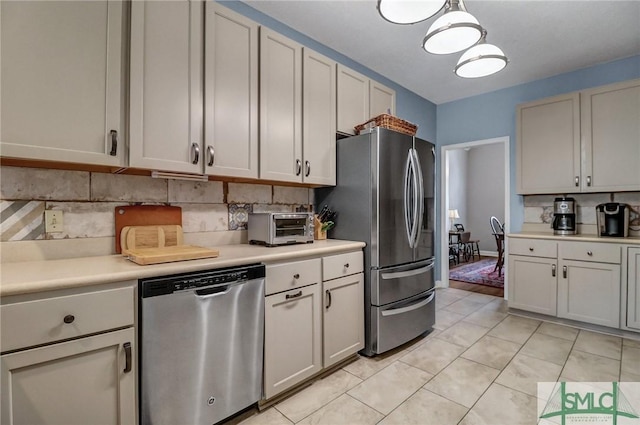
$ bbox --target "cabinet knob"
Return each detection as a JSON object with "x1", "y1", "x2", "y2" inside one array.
[
  {"x1": 587, "y1": 251, "x2": 593, "y2": 256},
  {"x1": 529, "y1": 247, "x2": 534, "y2": 252},
  {"x1": 63, "y1": 314, "x2": 75, "y2": 324},
  {"x1": 344, "y1": 263, "x2": 350, "y2": 268},
  {"x1": 293, "y1": 273, "x2": 300, "y2": 279}
]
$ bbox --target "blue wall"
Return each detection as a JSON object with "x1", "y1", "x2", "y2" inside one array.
[
  {"x1": 220, "y1": 1, "x2": 437, "y2": 142},
  {"x1": 437, "y1": 55, "x2": 640, "y2": 236}
]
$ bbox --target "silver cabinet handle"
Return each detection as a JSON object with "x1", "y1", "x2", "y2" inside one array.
[
  {"x1": 191, "y1": 143, "x2": 200, "y2": 165},
  {"x1": 123, "y1": 342, "x2": 132, "y2": 373},
  {"x1": 587, "y1": 251, "x2": 593, "y2": 256},
  {"x1": 286, "y1": 290, "x2": 302, "y2": 299},
  {"x1": 305, "y1": 160, "x2": 311, "y2": 177},
  {"x1": 551, "y1": 264, "x2": 556, "y2": 277},
  {"x1": 563, "y1": 265, "x2": 567, "y2": 279},
  {"x1": 293, "y1": 273, "x2": 300, "y2": 279},
  {"x1": 575, "y1": 176, "x2": 579, "y2": 187},
  {"x1": 325, "y1": 289, "x2": 332, "y2": 309},
  {"x1": 109, "y1": 130, "x2": 118, "y2": 156},
  {"x1": 587, "y1": 176, "x2": 591, "y2": 186},
  {"x1": 207, "y1": 146, "x2": 214, "y2": 166},
  {"x1": 296, "y1": 159, "x2": 302, "y2": 176}
]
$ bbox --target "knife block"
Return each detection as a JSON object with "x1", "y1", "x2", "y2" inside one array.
[{"x1": 314, "y1": 215, "x2": 326, "y2": 240}]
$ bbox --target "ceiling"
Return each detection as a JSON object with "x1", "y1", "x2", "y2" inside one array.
[{"x1": 244, "y1": 1, "x2": 640, "y2": 104}]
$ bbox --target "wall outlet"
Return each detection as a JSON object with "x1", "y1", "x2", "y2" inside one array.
[{"x1": 45, "y1": 210, "x2": 64, "y2": 233}]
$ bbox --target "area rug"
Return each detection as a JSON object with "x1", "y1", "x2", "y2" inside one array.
[{"x1": 450, "y1": 258, "x2": 504, "y2": 288}]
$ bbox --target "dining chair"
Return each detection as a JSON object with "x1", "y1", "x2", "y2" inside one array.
[
  {"x1": 458, "y1": 231, "x2": 481, "y2": 262},
  {"x1": 490, "y1": 216, "x2": 505, "y2": 276}
]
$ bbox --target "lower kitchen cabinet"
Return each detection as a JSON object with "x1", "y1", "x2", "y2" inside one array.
[
  {"x1": 558, "y1": 260, "x2": 620, "y2": 328},
  {"x1": 508, "y1": 255, "x2": 557, "y2": 316},
  {"x1": 1, "y1": 328, "x2": 136, "y2": 425},
  {"x1": 263, "y1": 283, "x2": 322, "y2": 400},
  {"x1": 323, "y1": 273, "x2": 364, "y2": 368},
  {"x1": 627, "y1": 247, "x2": 640, "y2": 330},
  {"x1": 0, "y1": 282, "x2": 136, "y2": 425}
]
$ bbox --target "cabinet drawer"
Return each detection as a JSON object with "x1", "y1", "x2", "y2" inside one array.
[
  {"x1": 1, "y1": 286, "x2": 134, "y2": 353},
  {"x1": 323, "y1": 251, "x2": 364, "y2": 281},
  {"x1": 561, "y1": 241, "x2": 621, "y2": 264},
  {"x1": 509, "y1": 238, "x2": 557, "y2": 258},
  {"x1": 266, "y1": 258, "x2": 321, "y2": 296}
]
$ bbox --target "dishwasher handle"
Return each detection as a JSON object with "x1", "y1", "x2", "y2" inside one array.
[{"x1": 193, "y1": 280, "x2": 245, "y2": 297}]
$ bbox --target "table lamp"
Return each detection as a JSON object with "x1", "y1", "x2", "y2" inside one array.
[{"x1": 448, "y1": 209, "x2": 460, "y2": 229}]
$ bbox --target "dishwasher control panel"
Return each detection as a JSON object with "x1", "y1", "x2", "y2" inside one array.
[{"x1": 140, "y1": 264, "x2": 265, "y2": 298}]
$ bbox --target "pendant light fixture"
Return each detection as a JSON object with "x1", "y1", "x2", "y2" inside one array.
[
  {"x1": 422, "y1": 0, "x2": 482, "y2": 55},
  {"x1": 377, "y1": 0, "x2": 446, "y2": 25},
  {"x1": 454, "y1": 29, "x2": 508, "y2": 78}
]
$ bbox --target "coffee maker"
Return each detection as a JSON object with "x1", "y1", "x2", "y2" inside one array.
[
  {"x1": 596, "y1": 203, "x2": 629, "y2": 237},
  {"x1": 552, "y1": 197, "x2": 576, "y2": 235}
]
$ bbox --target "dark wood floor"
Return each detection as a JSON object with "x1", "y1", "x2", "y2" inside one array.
[{"x1": 449, "y1": 279, "x2": 504, "y2": 297}]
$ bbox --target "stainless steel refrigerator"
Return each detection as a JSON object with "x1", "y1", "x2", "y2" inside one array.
[{"x1": 316, "y1": 127, "x2": 435, "y2": 356}]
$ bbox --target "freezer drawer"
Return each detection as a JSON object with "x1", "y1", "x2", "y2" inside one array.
[
  {"x1": 370, "y1": 289, "x2": 435, "y2": 355},
  {"x1": 370, "y1": 258, "x2": 435, "y2": 306}
]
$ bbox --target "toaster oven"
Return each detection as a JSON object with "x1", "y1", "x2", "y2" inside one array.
[{"x1": 248, "y1": 212, "x2": 314, "y2": 246}]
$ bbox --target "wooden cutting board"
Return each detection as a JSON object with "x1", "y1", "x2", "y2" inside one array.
[
  {"x1": 120, "y1": 225, "x2": 184, "y2": 252},
  {"x1": 114, "y1": 205, "x2": 182, "y2": 253},
  {"x1": 123, "y1": 245, "x2": 220, "y2": 266}
]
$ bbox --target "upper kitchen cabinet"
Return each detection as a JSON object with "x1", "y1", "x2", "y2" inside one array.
[
  {"x1": 0, "y1": 1, "x2": 126, "y2": 167},
  {"x1": 516, "y1": 93, "x2": 580, "y2": 194},
  {"x1": 260, "y1": 29, "x2": 336, "y2": 185},
  {"x1": 303, "y1": 49, "x2": 336, "y2": 186},
  {"x1": 259, "y1": 28, "x2": 303, "y2": 182},
  {"x1": 516, "y1": 78, "x2": 640, "y2": 194},
  {"x1": 129, "y1": 0, "x2": 204, "y2": 174},
  {"x1": 336, "y1": 64, "x2": 396, "y2": 135},
  {"x1": 204, "y1": 3, "x2": 259, "y2": 178},
  {"x1": 580, "y1": 79, "x2": 640, "y2": 192}
]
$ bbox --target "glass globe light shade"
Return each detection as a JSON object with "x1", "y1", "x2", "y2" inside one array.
[
  {"x1": 378, "y1": 0, "x2": 446, "y2": 24},
  {"x1": 455, "y1": 42, "x2": 508, "y2": 78},
  {"x1": 422, "y1": 10, "x2": 482, "y2": 54}
]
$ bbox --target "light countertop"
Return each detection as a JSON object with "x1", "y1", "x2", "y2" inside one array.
[
  {"x1": 508, "y1": 232, "x2": 640, "y2": 245},
  {"x1": 0, "y1": 240, "x2": 365, "y2": 297}
]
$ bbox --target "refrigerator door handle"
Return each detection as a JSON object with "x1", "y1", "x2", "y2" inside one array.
[
  {"x1": 403, "y1": 150, "x2": 413, "y2": 247},
  {"x1": 381, "y1": 292, "x2": 435, "y2": 317},
  {"x1": 381, "y1": 262, "x2": 435, "y2": 280},
  {"x1": 412, "y1": 149, "x2": 424, "y2": 248}
]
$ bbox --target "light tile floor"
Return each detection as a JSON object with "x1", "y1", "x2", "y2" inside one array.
[{"x1": 235, "y1": 287, "x2": 640, "y2": 425}]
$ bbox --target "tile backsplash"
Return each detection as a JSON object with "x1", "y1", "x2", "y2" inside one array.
[
  {"x1": 523, "y1": 192, "x2": 640, "y2": 228},
  {"x1": 0, "y1": 166, "x2": 312, "y2": 242}
]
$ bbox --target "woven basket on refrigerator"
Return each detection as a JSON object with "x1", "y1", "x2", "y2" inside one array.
[{"x1": 354, "y1": 114, "x2": 418, "y2": 136}]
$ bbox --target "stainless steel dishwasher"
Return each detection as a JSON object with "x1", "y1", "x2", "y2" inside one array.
[{"x1": 139, "y1": 264, "x2": 265, "y2": 425}]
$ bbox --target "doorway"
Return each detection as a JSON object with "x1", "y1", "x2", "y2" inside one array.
[{"x1": 440, "y1": 136, "x2": 510, "y2": 299}]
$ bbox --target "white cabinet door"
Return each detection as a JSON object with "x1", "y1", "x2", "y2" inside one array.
[
  {"x1": 264, "y1": 284, "x2": 321, "y2": 399},
  {"x1": 370, "y1": 80, "x2": 396, "y2": 117},
  {"x1": 204, "y1": 3, "x2": 259, "y2": 178},
  {"x1": 627, "y1": 247, "x2": 640, "y2": 330},
  {"x1": 516, "y1": 93, "x2": 581, "y2": 194},
  {"x1": 129, "y1": 0, "x2": 203, "y2": 174},
  {"x1": 303, "y1": 49, "x2": 336, "y2": 186},
  {"x1": 581, "y1": 79, "x2": 640, "y2": 192},
  {"x1": 558, "y1": 260, "x2": 621, "y2": 328},
  {"x1": 0, "y1": 1, "x2": 125, "y2": 166},
  {"x1": 508, "y1": 255, "x2": 558, "y2": 315},
  {"x1": 323, "y1": 273, "x2": 364, "y2": 368},
  {"x1": 259, "y1": 28, "x2": 303, "y2": 183},
  {"x1": 337, "y1": 65, "x2": 369, "y2": 135},
  {"x1": 1, "y1": 328, "x2": 135, "y2": 425}
]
